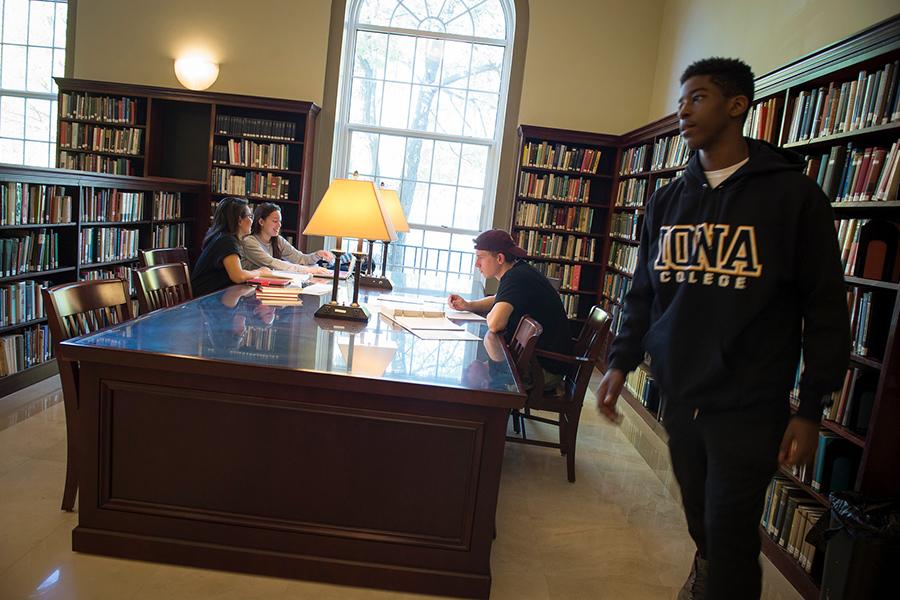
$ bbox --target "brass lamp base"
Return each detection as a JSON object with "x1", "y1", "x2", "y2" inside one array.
[{"x1": 314, "y1": 302, "x2": 370, "y2": 322}]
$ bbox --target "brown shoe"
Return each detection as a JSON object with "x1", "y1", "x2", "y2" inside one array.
[{"x1": 676, "y1": 552, "x2": 707, "y2": 600}]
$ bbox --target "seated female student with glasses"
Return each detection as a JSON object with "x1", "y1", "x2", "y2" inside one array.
[
  {"x1": 241, "y1": 202, "x2": 334, "y2": 275},
  {"x1": 191, "y1": 197, "x2": 272, "y2": 296}
]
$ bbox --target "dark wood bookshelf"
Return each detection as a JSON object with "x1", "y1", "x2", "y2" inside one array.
[
  {"x1": 152, "y1": 218, "x2": 195, "y2": 225},
  {"x1": 81, "y1": 220, "x2": 150, "y2": 227},
  {"x1": 0, "y1": 360, "x2": 57, "y2": 397},
  {"x1": 518, "y1": 164, "x2": 612, "y2": 179},
  {"x1": 609, "y1": 236, "x2": 639, "y2": 245},
  {"x1": 831, "y1": 200, "x2": 900, "y2": 212},
  {"x1": 559, "y1": 288, "x2": 597, "y2": 295},
  {"x1": 618, "y1": 171, "x2": 650, "y2": 179},
  {"x1": 601, "y1": 294, "x2": 622, "y2": 306},
  {"x1": 58, "y1": 147, "x2": 145, "y2": 159},
  {"x1": 605, "y1": 265, "x2": 634, "y2": 278},
  {"x1": 782, "y1": 120, "x2": 900, "y2": 150},
  {"x1": 209, "y1": 192, "x2": 299, "y2": 204},
  {"x1": 0, "y1": 222, "x2": 76, "y2": 229},
  {"x1": 512, "y1": 225, "x2": 604, "y2": 238},
  {"x1": 0, "y1": 266, "x2": 76, "y2": 283},
  {"x1": 516, "y1": 195, "x2": 608, "y2": 208},
  {"x1": 211, "y1": 163, "x2": 302, "y2": 176},
  {"x1": 619, "y1": 384, "x2": 667, "y2": 440},
  {"x1": 849, "y1": 353, "x2": 882, "y2": 370},
  {"x1": 778, "y1": 465, "x2": 829, "y2": 507},
  {"x1": 612, "y1": 205, "x2": 645, "y2": 212},
  {"x1": 213, "y1": 132, "x2": 304, "y2": 145},
  {"x1": 844, "y1": 276, "x2": 899, "y2": 291},
  {"x1": 0, "y1": 316, "x2": 48, "y2": 335},
  {"x1": 821, "y1": 419, "x2": 866, "y2": 449},
  {"x1": 80, "y1": 257, "x2": 140, "y2": 269},
  {"x1": 59, "y1": 117, "x2": 146, "y2": 128},
  {"x1": 759, "y1": 531, "x2": 819, "y2": 600},
  {"x1": 524, "y1": 255, "x2": 602, "y2": 266}
]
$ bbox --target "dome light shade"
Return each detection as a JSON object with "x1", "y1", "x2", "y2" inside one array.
[{"x1": 174, "y1": 55, "x2": 219, "y2": 91}]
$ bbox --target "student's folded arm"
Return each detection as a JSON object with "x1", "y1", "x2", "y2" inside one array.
[
  {"x1": 223, "y1": 253, "x2": 263, "y2": 283},
  {"x1": 241, "y1": 236, "x2": 295, "y2": 271},
  {"x1": 486, "y1": 301, "x2": 513, "y2": 333}
]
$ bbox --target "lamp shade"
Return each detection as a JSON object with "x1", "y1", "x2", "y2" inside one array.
[
  {"x1": 304, "y1": 179, "x2": 397, "y2": 241},
  {"x1": 378, "y1": 189, "x2": 410, "y2": 233},
  {"x1": 174, "y1": 55, "x2": 219, "y2": 91}
]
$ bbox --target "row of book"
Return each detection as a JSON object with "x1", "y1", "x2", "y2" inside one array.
[
  {"x1": 610, "y1": 212, "x2": 640, "y2": 240},
  {"x1": 614, "y1": 178, "x2": 646, "y2": 208},
  {"x1": 58, "y1": 151, "x2": 138, "y2": 176},
  {"x1": 785, "y1": 60, "x2": 899, "y2": 144},
  {"x1": 81, "y1": 190, "x2": 144, "y2": 223},
  {"x1": 603, "y1": 271, "x2": 631, "y2": 305},
  {"x1": 654, "y1": 174, "x2": 681, "y2": 192},
  {"x1": 560, "y1": 293, "x2": 579, "y2": 319},
  {"x1": 805, "y1": 140, "x2": 900, "y2": 202},
  {"x1": 825, "y1": 367, "x2": 877, "y2": 434},
  {"x1": 0, "y1": 231, "x2": 59, "y2": 277},
  {"x1": 0, "y1": 324, "x2": 52, "y2": 377},
  {"x1": 513, "y1": 202, "x2": 596, "y2": 233},
  {"x1": 215, "y1": 114, "x2": 298, "y2": 142},
  {"x1": 848, "y1": 288, "x2": 890, "y2": 359},
  {"x1": 743, "y1": 96, "x2": 782, "y2": 144},
  {"x1": 600, "y1": 297, "x2": 624, "y2": 335},
  {"x1": 835, "y1": 218, "x2": 900, "y2": 282},
  {"x1": 80, "y1": 227, "x2": 139, "y2": 264},
  {"x1": 82, "y1": 266, "x2": 135, "y2": 296},
  {"x1": 607, "y1": 240, "x2": 638, "y2": 275},
  {"x1": 1, "y1": 183, "x2": 73, "y2": 225},
  {"x1": 517, "y1": 172, "x2": 593, "y2": 203},
  {"x1": 153, "y1": 223, "x2": 188, "y2": 248},
  {"x1": 0, "y1": 279, "x2": 48, "y2": 328},
  {"x1": 533, "y1": 261, "x2": 583, "y2": 291},
  {"x1": 625, "y1": 365, "x2": 661, "y2": 417},
  {"x1": 153, "y1": 192, "x2": 183, "y2": 220},
  {"x1": 515, "y1": 231, "x2": 597, "y2": 262},
  {"x1": 520, "y1": 142, "x2": 603, "y2": 174},
  {"x1": 60, "y1": 92, "x2": 140, "y2": 125},
  {"x1": 762, "y1": 476, "x2": 825, "y2": 575},
  {"x1": 812, "y1": 433, "x2": 861, "y2": 494},
  {"x1": 211, "y1": 168, "x2": 291, "y2": 200},
  {"x1": 58, "y1": 122, "x2": 143, "y2": 156},
  {"x1": 619, "y1": 144, "x2": 651, "y2": 175},
  {"x1": 650, "y1": 134, "x2": 690, "y2": 171},
  {"x1": 213, "y1": 140, "x2": 293, "y2": 171}
]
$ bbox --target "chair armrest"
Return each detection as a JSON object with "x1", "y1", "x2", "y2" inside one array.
[{"x1": 534, "y1": 349, "x2": 593, "y2": 365}]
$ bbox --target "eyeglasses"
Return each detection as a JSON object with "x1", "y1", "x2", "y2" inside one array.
[{"x1": 240, "y1": 213, "x2": 252, "y2": 220}]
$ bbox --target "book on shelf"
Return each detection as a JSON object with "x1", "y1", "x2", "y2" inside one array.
[
  {"x1": 1, "y1": 183, "x2": 73, "y2": 225},
  {"x1": 81, "y1": 266, "x2": 136, "y2": 296},
  {"x1": 0, "y1": 323, "x2": 52, "y2": 377},
  {"x1": 846, "y1": 286, "x2": 892, "y2": 359},
  {"x1": 58, "y1": 122, "x2": 143, "y2": 156},
  {"x1": 533, "y1": 261, "x2": 582, "y2": 291},
  {"x1": 0, "y1": 230, "x2": 59, "y2": 276},
  {"x1": 743, "y1": 96, "x2": 783, "y2": 144},
  {"x1": 762, "y1": 476, "x2": 827, "y2": 574},
  {"x1": 515, "y1": 230, "x2": 596, "y2": 261},
  {"x1": 153, "y1": 223, "x2": 188, "y2": 248},
  {"x1": 59, "y1": 92, "x2": 140, "y2": 124},
  {"x1": 153, "y1": 192, "x2": 183, "y2": 220},
  {"x1": 520, "y1": 141, "x2": 603, "y2": 174},
  {"x1": 811, "y1": 432, "x2": 861, "y2": 495},
  {"x1": 559, "y1": 293, "x2": 579, "y2": 319},
  {"x1": 213, "y1": 139, "x2": 292, "y2": 170},
  {"x1": 215, "y1": 114, "x2": 297, "y2": 141},
  {"x1": 807, "y1": 140, "x2": 900, "y2": 202},
  {"x1": 822, "y1": 367, "x2": 877, "y2": 434},
  {"x1": 603, "y1": 271, "x2": 632, "y2": 305},
  {"x1": 615, "y1": 178, "x2": 647, "y2": 207},
  {"x1": 785, "y1": 59, "x2": 900, "y2": 144},
  {"x1": 58, "y1": 151, "x2": 138, "y2": 175},
  {"x1": 651, "y1": 134, "x2": 690, "y2": 170},
  {"x1": 80, "y1": 227, "x2": 139, "y2": 264},
  {"x1": 513, "y1": 202, "x2": 595, "y2": 232},
  {"x1": 211, "y1": 167, "x2": 291, "y2": 200},
  {"x1": 625, "y1": 366, "x2": 660, "y2": 415},
  {"x1": 610, "y1": 212, "x2": 640, "y2": 240},
  {"x1": 0, "y1": 279, "x2": 48, "y2": 327},
  {"x1": 517, "y1": 171, "x2": 592, "y2": 202},
  {"x1": 619, "y1": 144, "x2": 651, "y2": 175},
  {"x1": 82, "y1": 189, "x2": 144, "y2": 223},
  {"x1": 607, "y1": 240, "x2": 638, "y2": 274}
]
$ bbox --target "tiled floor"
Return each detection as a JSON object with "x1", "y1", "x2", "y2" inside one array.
[{"x1": 0, "y1": 375, "x2": 800, "y2": 599}]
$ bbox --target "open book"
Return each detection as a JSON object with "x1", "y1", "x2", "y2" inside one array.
[{"x1": 380, "y1": 305, "x2": 480, "y2": 340}]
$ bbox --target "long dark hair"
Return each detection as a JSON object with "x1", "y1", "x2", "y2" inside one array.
[
  {"x1": 203, "y1": 197, "x2": 249, "y2": 249},
  {"x1": 251, "y1": 202, "x2": 283, "y2": 260}
]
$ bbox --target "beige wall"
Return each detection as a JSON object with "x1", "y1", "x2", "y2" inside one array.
[
  {"x1": 648, "y1": 0, "x2": 899, "y2": 121},
  {"x1": 520, "y1": 0, "x2": 664, "y2": 135},
  {"x1": 72, "y1": 0, "x2": 331, "y2": 104}
]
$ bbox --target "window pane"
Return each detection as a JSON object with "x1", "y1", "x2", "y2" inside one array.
[
  {"x1": 454, "y1": 187, "x2": 482, "y2": 230},
  {"x1": 0, "y1": 95, "x2": 26, "y2": 137},
  {"x1": 445, "y1": 6, "x2": 474, "y2": 37},
  {"x1": 50, "y1": 99, "x2": 57, "y2": 141},
  {"x1": 469, "y1": 44, "x2": 503, "y2": 93},
  {"x1": 463, "y1": 91, "x2": 498, "y2": 138},
  {"x1": 1, "y1": 44, "x2": 27, "y2": 89},
  {"x1": 390, "y1": 4, "x2": 420, "y2": 29},
  {"x1": 441, "y1": 41, "x2": 470, "y2": 89},
  {"x1": 459, "y1": 144, "x2": 488, "y2": 187},
  {"x1": 24, "y1": 139, "x2": 49, "y2": 166},
  {"x1": 407, "y1": 84, "x2": 437, "y2": 132},
  {"x1": 381, "y1": 81, "x2": 410, "y2": 128},
  {"x1": 426, "y1": 184, "x2": 455, "y2": 225},
  {"x1": 377, "y1": 134, "x2": 406, "y2": 179},
  {"x1": 3, "y1": 0, "x2": 28, "y2": 44},
  {"x1": 27, "y1": 46, "x2": 53, "y2": 92},
  {"x1": 52, "y1": 47, "x2": 65, "y2": 88},
  {"x1": 405, "y1": 137, "x2": 433, "y2": 182},
  {"x1": 435, "y1": 88, "x2": 464, "y2": 135},
  {"x1": 25, "y1": 97, "x2": 51, "y2": 140},
  {"x1": 357, "y1": 0, "x2": 397, "y2": 27},
  {"x1": 431, "y1": 141, "x2": 460, "y2": 184},
  {"x1": 55, "y1": 1, "x2": 68, "y2": 47},
  {"x1": 408, "y1": 183, "x2": 428, "y2": 224},
  {"x1": 353, "y1": 31, "x2": 387, "y2": 79},
  {"x1": 385, "y1": 34, "x2": 415, "y2": 82},
  {"x1": 349, "y1": 77, "x2": 383, "y2": 125},
  {"x1": 413, "y1": 38, "x2": 442, "y2": 85},
  {"x1": 471, "y1": 0, "x2": 506, "y2": 40},
  {"x1": 348, "y1": 130, "x2": 378, "y2": 175},
  {"x1": 28, "y1": 1, "x2": 56, "y2": 47},
  {"x1": 0, "y1": 137, "x2": 24, "y2": 163}
]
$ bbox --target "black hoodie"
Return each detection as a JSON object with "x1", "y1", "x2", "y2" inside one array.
[{"x1": 608, "y1": 138, "x2": 850, "y2": 421}]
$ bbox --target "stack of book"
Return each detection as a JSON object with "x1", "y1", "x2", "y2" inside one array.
[
  {"x1": 762, "y1": 476, "x2": 826, "y2": 574},
  {"x1": 805, "y1": 140, "x2": 900, "y2": 202},
  {"x1": 1, "y1": 183, "x2": 73, "y2": 225},
  {"x1": 520, "y1": 141, "x2": 603, "y2": 173},
  {"x1": 743, "y1": 97, "x2": 783, "y2": 143},
  {"x1": 252, "y1": 275, "x2": 303, "y2": 306}
]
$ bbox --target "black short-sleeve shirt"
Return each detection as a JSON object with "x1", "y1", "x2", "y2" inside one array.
[
  {"x1": 191, "y1": 233, "x2": 243, "y2": 297},
  {"x1": 494, "y1": 261, "x2": 573, "y2": 373}
]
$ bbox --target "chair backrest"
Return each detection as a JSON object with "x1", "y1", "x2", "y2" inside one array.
[
  {"x1": 134, "y1": 262, "x2": 193, "y2": 314},
  {"x1": 509, "y1": 315, "x2": 543, "y2": 379},
  {"x1": 43, "y1": 279, "x2": 135, "y2": 342},
  {"x1": 140, "y1": 246, "x2": 189, "y2": 268},
  {"x1": 563, "y1": 306, "x2": 612, "y2": 400}
]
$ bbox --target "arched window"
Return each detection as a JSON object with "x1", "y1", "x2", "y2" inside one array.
[{"x1": 332, "y1": 0, "x2": 514, "y2": 294}]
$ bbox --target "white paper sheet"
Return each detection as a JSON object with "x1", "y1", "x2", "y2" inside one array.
[
  {"x1": 299, "y1": 283, "x2": 333, "y2": 296},
  {"x1": 410, "y1": 329, "x2": 482, "y2": 341}
]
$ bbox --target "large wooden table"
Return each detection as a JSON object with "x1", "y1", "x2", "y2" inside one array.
[{"x1": 60, "y1": 286, "x2": 524, "y2": 598}]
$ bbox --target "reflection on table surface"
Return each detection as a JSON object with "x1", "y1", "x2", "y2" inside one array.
[{"x1": 65, "y1": 283, "x2": 519, "y2": 395}]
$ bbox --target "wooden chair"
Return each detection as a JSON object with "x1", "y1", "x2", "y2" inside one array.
[
  {"x1": 507, "y1": 306, "x2": 611, "y2": 482},
  {"x1": 546, "y1": 276, "x2": 562, "y2": 291},
  {"x1": 508, "y1": 316, "x2": 543, "y2": 434},
  {"x1": 134, "y1": 263, "x2": 193, "y2": 315},
  {"x1": 140, "y1": 246, "x2": 189, "y2": 268},
  {"x1": 42, "y1": 279, "x2": 135, "y2": 511}
]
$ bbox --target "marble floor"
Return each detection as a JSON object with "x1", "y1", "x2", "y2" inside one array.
[{"x1": 0, "y1": 374, "x2": 800, "y2": 600}]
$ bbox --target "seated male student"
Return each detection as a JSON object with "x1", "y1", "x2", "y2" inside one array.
[{"x1": 448, "y1": 229, "x2": 572, "y2": 389}]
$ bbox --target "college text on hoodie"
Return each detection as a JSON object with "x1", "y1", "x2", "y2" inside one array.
[{"x1": 608, "y1": 139, "x2": 851, "y2": 421}]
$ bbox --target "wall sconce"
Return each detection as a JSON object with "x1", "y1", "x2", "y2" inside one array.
[{"x1": 174, "y1": 55, "x2": 219, "y2": 91}]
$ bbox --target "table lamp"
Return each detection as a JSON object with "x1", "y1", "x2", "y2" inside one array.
[
  {"x1": 359, "y1": 186, "x2": 410, "y2": 290},
  {"x1": 303, "y1": 179, "x2": 396, "y2": 321}
]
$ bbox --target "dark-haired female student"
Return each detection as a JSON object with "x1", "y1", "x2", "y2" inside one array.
[
  {"x1": 241, "y1": 203, "x2": 333, "y2": 275},
  {"x1": 191, "y1": 197, "x2": 271, "y2": 296}
]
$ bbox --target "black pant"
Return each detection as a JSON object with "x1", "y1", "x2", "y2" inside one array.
[{"x1": 664, "y1": 400, "x2": 789, "y2": 600}]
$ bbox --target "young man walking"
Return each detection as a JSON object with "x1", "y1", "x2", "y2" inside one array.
[{"x1": 596, "y1": 58, "x2": 850, "y2": 599}]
